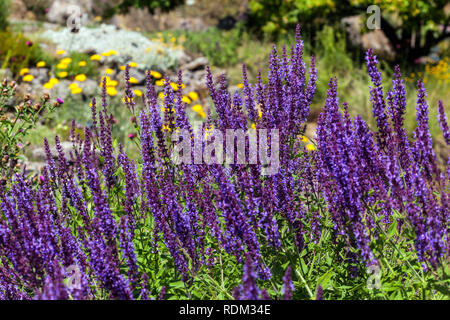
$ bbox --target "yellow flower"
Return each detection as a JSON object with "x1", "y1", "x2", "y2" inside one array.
[
  {"x1": 129, "y1": 77, "x2": 138, "y2": 84},
  {"x1": 150, "y1": 70, "x2": 162, "y2": 79},
  {"x1": 75, "y1": 74, "x2": 87, "y2": 82},
  {"x1": 56, "y1": 49, "x2": 66, "y2": 55},
  {"x1": 19, "y1": 68, "x2": 29, "y2": 76},
  {"x1": 306, "y1": 144, "x2": 316, "y2": 151},
  {"x1": 197, "y1": 111, "x2": 206, "y2": 118},
  {"x1": 187, "y1": 91, "x2": 198, "y2": 101},
  {"x1": 107, "y1": 50, "x2": 117, "y2": 55},
  {"x1": 48, "y1": 78, "x2": 59, "y2": 85},
  {"x1": 105, "y1": 68, "x2": 113, "y2": 75},
  {"x1": 258, "y1": 110, "x2": 263, "y2": 119},
  {"x1": 158, "y1": 92, "x2": 166, "y2": 100},
  {"x1": 43, "y1": 82, "x2": 53, "y2": 89},
  {"x1": 134, "y1": 89, "x2": 143, "y2": 97},
  {"x1": 106, "y1": 87, "x2": 117, "y2": 96},
  {"x1": 71, "y1": 87, "x2": 83, "y2": 94},
  {"x1": 122, "y1": 96, "x2": 134, "y2": 103},
  {"x1": 36, "y1": 61, "x2": 46, "y2": 68},
  {"x1": 300, "y1": 135, "x2": 308, "y2": 143},
  {"x1": 129, "y1": 62, "x2": 138, "y2": 68},
  {"x1": 56, "y1": 63, "x2": 68, "y2": 69},
  {"x1": 119, "y1": 65, "x2": 126, "y2": 70},
  {"x1": 170, "y1": 82, "x2": 179, "y2": 91},
  {"x1": 237, "y1": 83, "x2": 244, "y2": 89},
  {"x1": 155, "y1": 80, "x2": 165, "y2": 86},
  {"x1": 58, "y1": 71, "x2": 68, "y2": 78},
  {"x1": 22, "y1": 74, "x2": 34, "y2": 82},
  {"x1": 60, "y1": 57, "x2": 72, "y2": 65},
  {"x1": 101, "y1": 51, "x2": 111, "y2": 57},
  {"x1": 251, "y1": 123, "x2": 256, "y2": 130},
  {"x1": 94, "y1": 16, "x2": 102, "y2": 22},
  {"x1": 192, "y1": 104, "x2": 204, "y2": 113},
  {"x1": 182, "y1": 96, "x2": 191, "y2": 104},
  {"x1": 109, "y1": 80, "x2": 118, "y2": 87},
  {"x1": 78, "y1": 61, "x2": 87, "y2": 67},
  {"x1": 69, "y1": 83, "x2": 79, "y2": 90},
  {"x1": 90, "y1": 54, "x2": 101, "y2": 61}
]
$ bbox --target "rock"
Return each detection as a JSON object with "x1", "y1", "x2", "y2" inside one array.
[
  {"x1": 78, "y1": 78, "x2": 98, "y2": 96},
  {"x1": 24, "y1": 162, "x2": 46, "y2": 175},
  {"x1": 361, "y1": 30, "x2": 395, "y2": 60},
  {"x1": 177, "y1": 51, "x2": 192, "y2": 66},
  {"x1": 341, "y1": 15, "x2": 395, "y2": 60},
  {"x1": 32, "y1": 141, "x2": 74, "y2": 162},
  {"x1": 0, "y1": 69, "x2": 13, "y2": 81},
  {"x1": 9, "y1": 0, "x2": 29, "y2": 20},
  {"x1": 46, "y1": 0, "x2": 93, "y2": 25},
  {"x1": 42, "y1": 24, "x2": 186, "y2": 72},
  {"x1": 52, "y1": 79, "x2": 72, "y2": 100},
  {"x1": 29, "y1": 68, "x2": 50, "y2": 84},
  {"x1": 182, "y1": 57, "x2": 209, "y2": 72}
]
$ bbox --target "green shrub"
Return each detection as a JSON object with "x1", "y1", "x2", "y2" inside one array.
[
  {"x1": 53, "y1": 52, "x2": 99, "y2": 78},
  {"x1": 0, "y1": 79, "x2": 59, "y2": 175},
  {"x1": 0, "y1": 31, "x2": 53, "y2": 76},
  {"x1": 0, "y1": 0, "x2": 10, "y2": 31}
]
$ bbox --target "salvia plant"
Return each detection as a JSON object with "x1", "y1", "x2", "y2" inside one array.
[{"x1": 0, "y1": 26, "x2": 448, "y2": 300}]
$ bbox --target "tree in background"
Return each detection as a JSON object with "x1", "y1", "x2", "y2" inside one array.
[{"x1": 248, "y1": 0, "x2": 449, "y2": 62}]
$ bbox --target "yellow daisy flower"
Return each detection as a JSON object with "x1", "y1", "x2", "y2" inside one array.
[
  {"x1": 182, "y1": 96, "x2": 191, "y2": 104},
  {"x1": 129, "y1": 77, "x2": 138, "y2": 84},
  {"x1": 188, "y1": 91, "x2": 198, "y2": 101},
  {"x1": 106, "y1": 87, "x2": 117, "y2": 96},
  {"x1": 58, "y1": 71, "x2": 68, "y2": 78},
  {"x1": 71, "y1": 87, "x2": 83, "y2": 94},
  {"x1": 128, "y1": 62, "x2": 138, "y2": 68},
  {"x1": 60, "y1": 57, "x2": 72, "y2": 65},
  {"x1": 105, "y1": 68, "x2": 113, "y2": 75},
  {"x1": 19, "y1": 68, "x2": 29, "y2": 76},
  {"x1": 48, "y1": 78, "x2": 59, "y2": 85},
  {"x1": 78, "y1": 61, "x2": 87, "y2": 67},
  {"x1": 43, "y1": 82, "x2": 53, "y2": 89},
  {"x1": 36, "y1": 61, "x2": 46, "y2": 68},
  {"x1": 75, "y1": 74, "x2": 87, "y2": 82},
  {"x1": 56, "y1": 49, "x2": 66, "y2": 55},
  {"x1": 90, "y1": 54, "x2": 101, "y2": 61},
  {"x1": 150, "y1": 70, "x2": 162, "y2": 79},
  {"x1": 192, "y1": 104, "x2": 204, "y2": 113},
  {"x1": 306, "y1": 144, "x2": 316, "y2": 151},
  {"x1": 22, "y1": 74, "x2": 34, "y2": 82},
  {"x1": 134, "y1": 89, "x2": 143, "y2": 97}
]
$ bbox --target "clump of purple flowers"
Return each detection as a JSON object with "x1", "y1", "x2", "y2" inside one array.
[{"x1": 0, "y1": 26, "x2": 448, "y2": 300}]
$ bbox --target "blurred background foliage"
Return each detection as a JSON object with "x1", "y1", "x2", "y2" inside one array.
[{"x1": 0, "y1": 0, "x2": 448, "y2": 164}]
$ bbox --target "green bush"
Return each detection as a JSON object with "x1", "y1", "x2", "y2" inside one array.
[
  {"x1": 0, "y1": 31, "x2": 53, "y2": 76},
  {"x1": 0, "y1": 0, "x2": 10, "y2": 31}
]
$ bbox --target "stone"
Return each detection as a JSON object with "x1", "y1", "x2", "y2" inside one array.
[
  {"x1": 46, "y1": 0, "x2": 93, "y2": 25},
  {"x1": 32, "y1": 141, "x2": 74, "y2": 162},
  {"x1": 182, "y1": 57, "x2": 209, "y2": 72}
]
